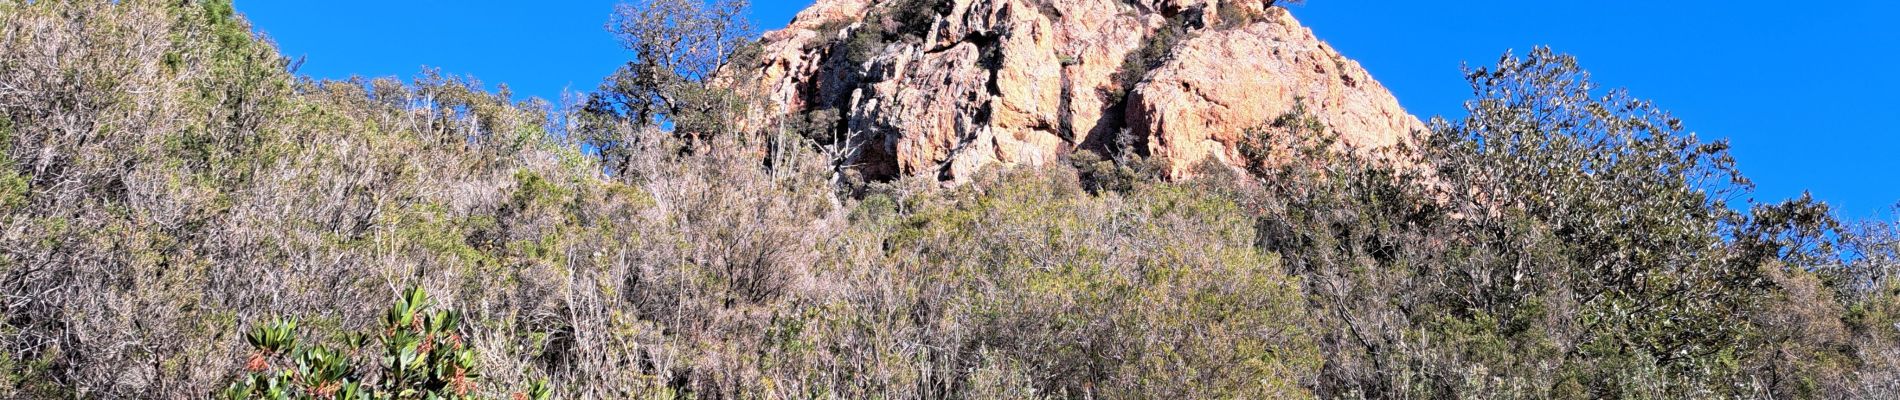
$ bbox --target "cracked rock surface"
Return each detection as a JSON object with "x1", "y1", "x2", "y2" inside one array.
[{"x1": 739, "y1": 0, "x2": 1425, "y2": 181}]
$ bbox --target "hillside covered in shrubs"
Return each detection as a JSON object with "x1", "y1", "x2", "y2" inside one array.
[{"x1": 4, "y1": 1, "x2": 1900, "y2": 399}]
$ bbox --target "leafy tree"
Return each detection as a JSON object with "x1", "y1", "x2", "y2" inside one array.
[
  {"x1": 1214, "y1": 47, "x2": 1884, "y2": 398},
  {"x1": 582, "y1": 0, "x2": 755, "y2": 177},
  {"x1": 1424, "y1": 48, "x2": 1769, "y2": 396}
]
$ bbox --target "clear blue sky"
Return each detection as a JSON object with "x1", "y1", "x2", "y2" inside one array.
[{"x1": 237, "y1": 1, "x2": 1898, "y2": 219}]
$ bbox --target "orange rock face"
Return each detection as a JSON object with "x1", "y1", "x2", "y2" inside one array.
[
  {"x1": 1129, "y1": 10, "x2": 1429, "y2": 177},
  {"x1": 739, "y1": 0, "x2": 1424, "y2": 181}
]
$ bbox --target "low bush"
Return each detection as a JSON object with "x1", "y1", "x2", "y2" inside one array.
[{"x1": 221, "y1": 287, "x2": 550, "y2": 400}]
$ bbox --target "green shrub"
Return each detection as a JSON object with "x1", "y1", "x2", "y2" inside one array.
[
  {"x1": 1111, "y1": 13, "x2": 1192, "y2": 104},
  {"x1": 220, "y1": 287, "x2": 549, "y2": 400},
  {"x1": 843, "y1": 22, "x2": 888, "y2": 67},
  {"x1": 873, "y1": 167, "x2": 1321, "y2": 398},
  {"x1": 1215, "y1": 1, "x2": 1268, "y2": 29},
  {"x1": 0, "y1": 116, "x2": 25, "y2": 211},
  {"x1": 889, "y1": 0, "x2": 952, "y2": 40}
]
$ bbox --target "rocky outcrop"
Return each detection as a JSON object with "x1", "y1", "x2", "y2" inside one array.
[
  {"x1": 741, "y1": 0, "x2": 1425, "y2": 181},
  {"x1": 1129, "y1": 11, "x2": 1428, "y2": 177}
]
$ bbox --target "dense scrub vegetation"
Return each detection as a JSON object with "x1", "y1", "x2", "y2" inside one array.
[{"x1": 3, "y1": 1, "x2": 1899, "y2": 398}]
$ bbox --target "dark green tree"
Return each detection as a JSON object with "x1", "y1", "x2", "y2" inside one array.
[{"x1": 581, "y1": 0, "x2": 756, "y2": 177}]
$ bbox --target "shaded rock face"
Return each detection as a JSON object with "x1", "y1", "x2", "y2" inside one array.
[{"x1": 744, "y1": 0, "x2": 1424, "y2": 181}]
